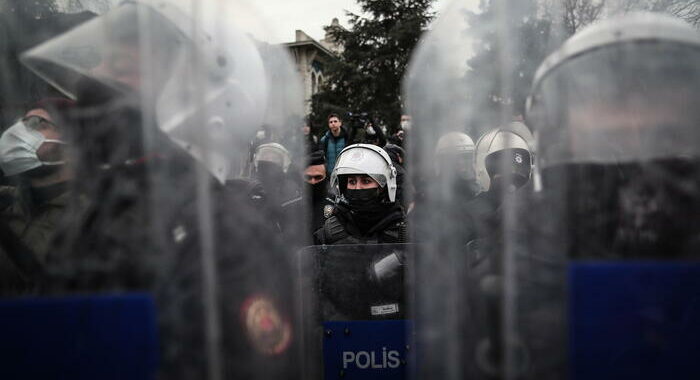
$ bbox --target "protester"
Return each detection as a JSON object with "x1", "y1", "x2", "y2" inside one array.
[
  {"x1": 357, "y1": 120, "x2": 387, "y2": 147},
  {"x1": 0, "y1": 98, "x2": 76, "y2": 293},
  {"x1": 388, "y1": 114, "x2": 411, "y2": 147},
  {"x1": 320, "y1": 113, "x2": 355, "y2": 173}
]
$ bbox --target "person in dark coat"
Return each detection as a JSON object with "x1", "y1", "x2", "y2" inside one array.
[{"x1": 0, "y1": 98, "x2": 78, "y2": 294}]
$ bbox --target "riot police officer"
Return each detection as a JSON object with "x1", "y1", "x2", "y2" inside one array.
[
  {"x1": 435, "y1": 131, "x2": 479, "y2": 199},
  {"x1": 404, "y1": 1, "x2": 700, "y2": 378},
  {"x1": 463, "y1": 123, "x2": 536, "y2": 243},
  {"x1": 525, "y1": 12, "x2": 700, "y2": 260},
  {"x1": 410, "y1": 131, "x2": 478, "y2": 244},
  {"x1": 474, "y1": 122, "x2": 534, "y2": 197},
  {"x1": 314, "y1": 143, "x2": 406, "y2": 244},
  {"x1": 512, "y1": 11, "x2": 700, "y2": 379},
  {"x1": 19, "y1": 1, "x2": 304, "y2": 378},
  {"x1": 252, "y1": 142, "x2": 300, "y2": 213}
]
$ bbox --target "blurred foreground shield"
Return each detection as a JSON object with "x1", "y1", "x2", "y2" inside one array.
[{"x1": 0, "y1": 293, "x2": 159, "y2": 380}]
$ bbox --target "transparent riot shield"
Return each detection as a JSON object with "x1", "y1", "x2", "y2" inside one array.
[
  {"x1": 405, "y1": 0, "x2": 700, "y2": 379},
  {"x1": 0, "y1": 1, "x2": 306, "y2": 379},
  {"x1": 524, "y1": 6, "x2": 700, "y2": 380},
  {"x1": 0, "y1": 2, "x2": 97, "y2": 134},
  {"x1": 299, "y1": 244, "x2": 413, "y2": 380}
]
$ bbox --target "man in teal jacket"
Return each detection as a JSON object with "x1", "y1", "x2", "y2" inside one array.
[{"x1": 320, "y1": 113, "x2": 356, "y2": 174}]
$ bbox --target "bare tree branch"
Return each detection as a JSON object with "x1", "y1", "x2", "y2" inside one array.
[{"x1": 562, "y1": 0, "x2": 605, "y2": 35}]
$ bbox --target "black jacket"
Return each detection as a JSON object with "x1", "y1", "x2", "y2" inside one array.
[
  {"x1": 314, "y1": 203, "x2": 407, "y2": 245},
  {"x1": 45, "y1": 150, "x2": 301, "y2": 379}
]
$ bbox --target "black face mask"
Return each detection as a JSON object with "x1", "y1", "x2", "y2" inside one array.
[
  {"x1": 344, "y1": 188, "x2": 393, "y2": 231},
  {"x1": 255, "y1": 161, "x2": 285, "y2": 200},
  {"x1": 309, "y1": 178, "x2": 328, "y2": 201},
  {"x1": 436, "y1": 158, "x2": 479, "y2": 201},
  {"x1": 485, "y1": 148, "x2": 532, "y2": 193},
  {"x1": 452, "y1": 177, "x2": 480, "y2": 200},
  {"x1": 71, "y1": 77, "x2": 148, "y2": 171}
]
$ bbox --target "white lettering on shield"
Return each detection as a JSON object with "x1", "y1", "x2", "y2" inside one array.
[{"x1": 342, "y1": 347, "x2": 401, "y2": 369}]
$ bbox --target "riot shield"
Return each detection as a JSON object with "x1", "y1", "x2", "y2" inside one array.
[
  {"x1": 299, "y1": 244, "x2": 413, "y2": 380},
  {"x1": 0, "y1": 1, "x2": 306, "y2": 379},
  {"x1": 523, "y1": 7, "x2": 700, "y2": 380},
  {"x1": 0, "y1": 2, "x2": 97, "y2": 129},
  {"x1": 405, "y1": 1, "x2": 700, "y2": 379}
]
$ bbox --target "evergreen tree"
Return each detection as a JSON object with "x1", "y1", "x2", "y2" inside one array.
[
  {"x1": 458, "y1": 0, "x2": 560, "y2": 136},
  {"x1": 311, "y1": 0, "x2": 434, "y2": 134}
]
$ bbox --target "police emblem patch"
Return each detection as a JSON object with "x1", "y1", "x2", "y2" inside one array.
[
  {"x1": 324, "y1": 205, "x2": 334, "y2": 219},
  {"x1": 514, "y1": 153, "x2": 523, "y2": 164},
  {"x1": 241, "y1": 296, "x2": 292, "y2": 355}
]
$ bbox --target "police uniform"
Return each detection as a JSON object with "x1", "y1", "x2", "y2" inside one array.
[
  {"x1": 314, "y1": 203, "x2": 407, "y2": 245},
  {"x1": 19, "y1": 0, "x2": 305, "y2": 378},
  {"x1": 312, "y1": 144, "x2": 407, "y2": 245}
]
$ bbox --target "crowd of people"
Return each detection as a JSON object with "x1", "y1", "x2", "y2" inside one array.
[
  {"x1": 0, "y1": 0, "x2": 698, "y2": 378},
  {"x1": 237, "y1": 108, "x2": 532, "y2": 250}
]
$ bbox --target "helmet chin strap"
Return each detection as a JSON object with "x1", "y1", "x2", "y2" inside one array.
[{"x1": 39, "y1": 160, "x2": 66, "y2": 166}]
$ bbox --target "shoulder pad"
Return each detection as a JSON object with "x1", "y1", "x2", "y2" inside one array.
[
  {"x1": 321, "y1": 216, "x2": 349, "y2": 245},
  {"x1": 381, "y1": 221, "x2": 408, "y2": 244}
]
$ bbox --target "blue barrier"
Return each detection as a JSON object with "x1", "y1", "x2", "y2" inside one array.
[
  {"x1": 570, "y1": 262, "x2": 700, "y2": 380},
  {"x1": 0, "y1": 293, "x2": 159, "y2": 380}
]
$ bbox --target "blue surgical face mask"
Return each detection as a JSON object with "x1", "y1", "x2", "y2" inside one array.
[{"x1": 0, "y1": 119, "x2": 67, "y2": 176}]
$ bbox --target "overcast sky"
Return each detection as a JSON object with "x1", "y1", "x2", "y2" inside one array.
[
  {"x1": 62, "y1": 0, "x2": 472, "y2": 44},
  {"x1": 253, "y1": 0, "x2": 455, "y2": 43}
]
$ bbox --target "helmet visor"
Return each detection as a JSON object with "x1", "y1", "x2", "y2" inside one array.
[
  {"x1": 532, "y1": 43, "x2": 700, "y2": 168},
  {"x1": 21, "y1": 3, "x2": 185, "y2": 99},
  {"x1": 334, "y1": 166, "x2": 388, "y2": 190}
]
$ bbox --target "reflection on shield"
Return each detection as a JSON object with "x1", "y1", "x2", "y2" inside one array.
[{"x1": 242, "y1": 295, "x2": 292, "y2": 356}]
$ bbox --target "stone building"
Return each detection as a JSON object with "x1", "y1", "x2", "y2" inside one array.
[{"x1": 283, "y1": 18, "x2": 344, "y2": 115}]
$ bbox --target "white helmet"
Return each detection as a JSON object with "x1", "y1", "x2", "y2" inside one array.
[
  {"x1": 475, "y1": 124, "x2": 534, "y2": 193},
  {"x1": 434, "y1": 131, "x2": 476, "y2": 179},
  {"x1": 331, "y1": 144, "x2": 398, "y2": 202},
  {"x1": 20, "y1": 0, "x2": 300, "y2": 183},
  {"x1": 526, "y1": 12, "x2": 700, "y2": 168},
  {"x1": 435, "y1": 132, "x2": 475, "y2": 155},
  {"x1": 254, "y1": 143, "x2": 291, "y2": 173}
]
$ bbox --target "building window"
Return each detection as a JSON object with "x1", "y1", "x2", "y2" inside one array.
[{"x1": 312, "y1": 72, "x2": 317, "y2": 94}]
